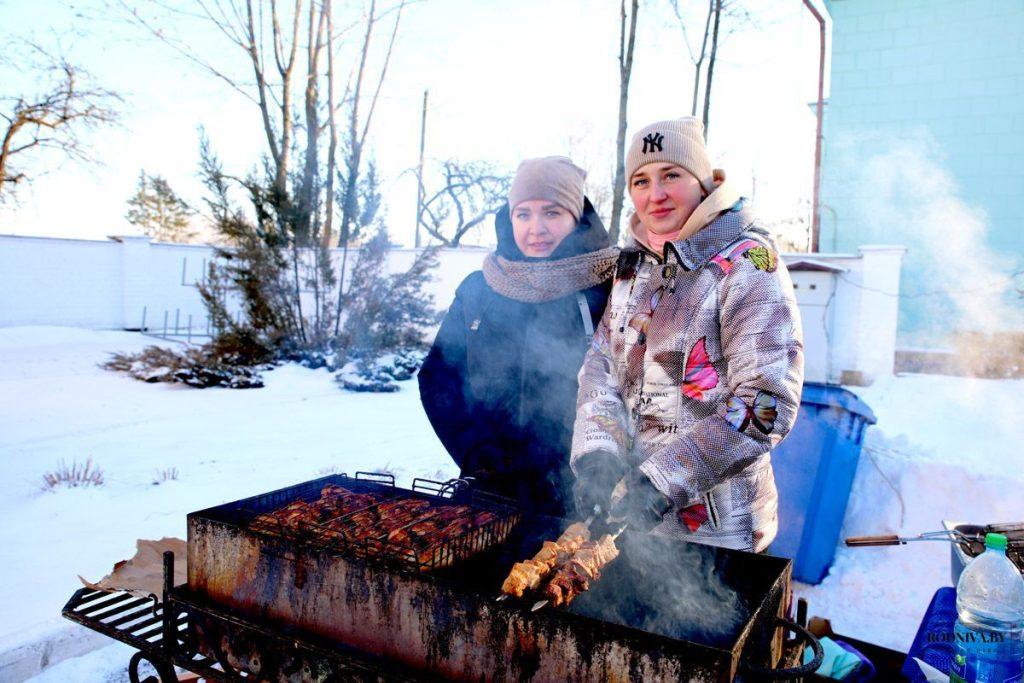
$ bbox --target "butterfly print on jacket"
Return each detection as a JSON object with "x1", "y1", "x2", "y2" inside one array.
[
  {"x1": 724, "y1": 390, "x2": 778, "y2": 434},
  {"x1": 681, "y1": 337, "x2": 719, "y2": 400}
]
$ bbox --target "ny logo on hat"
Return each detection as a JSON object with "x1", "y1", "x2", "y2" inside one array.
[{"x1": 642, "y1": 132, "x2": 664, "y2": 154}]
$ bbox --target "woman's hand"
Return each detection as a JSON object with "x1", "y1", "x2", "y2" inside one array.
[
  {"x1": 609, "y1": 469, "x2": 672, "y2": 532},
  {"x1": 572, "y1": 450, "x2": 627, "y2": 518}
]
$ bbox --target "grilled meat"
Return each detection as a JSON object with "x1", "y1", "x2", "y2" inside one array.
[
  {"x1": 387, "y1": 505, "x2": 472, "y2": 547},
  {"x1": 249, "y1": 484, "x2": 511, "y2": 569},
  {"x1": 544, "y1": 534, "x2": 619, "y2": 607},
  {"x1": 249, "y1": 485, "x2": 383, "y2": 534},
  {"x1": 500, "y1": 522, "x2": 591, "y2": 598},
  {"x1": 309, "y1": 486, "x2": 381, "y2": 523},
  {"x1": 249, "y1": 500, "x2": 314, "y2": 534}
]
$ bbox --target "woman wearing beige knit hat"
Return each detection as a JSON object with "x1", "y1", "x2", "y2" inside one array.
[
  {"x1": 419, "y1": 156, "x2": 619, "y2": 517},
  {"x1": 571, "y1": 117, "x2": 805, "y2": 553}
]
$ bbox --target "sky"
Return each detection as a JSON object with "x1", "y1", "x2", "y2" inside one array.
[{"x1": 0, "y1": 0, "x2": 830, "y2": 247}]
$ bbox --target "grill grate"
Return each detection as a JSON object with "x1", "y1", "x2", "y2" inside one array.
[{"x1": 234, "y1": 473, "x2": 521, "y2": 572}]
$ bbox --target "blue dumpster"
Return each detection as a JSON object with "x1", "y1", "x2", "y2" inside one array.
[{"x1": 770, "y1": 382, "x2": 877, "y2": 584}]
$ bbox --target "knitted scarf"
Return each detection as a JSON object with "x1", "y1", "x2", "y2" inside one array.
[{"x1": 482, "y1": 247, "x2": 619, "y2": 303}]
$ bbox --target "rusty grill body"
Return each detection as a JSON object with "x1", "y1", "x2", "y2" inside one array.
[{"x1": 186, "y1": 473, "x2": 794, "y2": 682}]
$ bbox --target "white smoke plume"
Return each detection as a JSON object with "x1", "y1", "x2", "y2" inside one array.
[{"x1": 826, "y1": 128, "x2": 1024, "y2": 344}]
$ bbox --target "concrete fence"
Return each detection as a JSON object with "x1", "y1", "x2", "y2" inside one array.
[{"x1": 0, "y1": 233, "x2": 905, "y2": 385}]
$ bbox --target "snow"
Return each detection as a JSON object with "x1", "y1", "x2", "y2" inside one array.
[
  {"x1": 0, "y1": 327, "x2": 455, "y2": 678},
  {"x1": 794, "y1": 373, "x2": 1024, "y2": 650},
  {"x1": 1, "y1": 326, "x2": 1022, "y2": 679}
]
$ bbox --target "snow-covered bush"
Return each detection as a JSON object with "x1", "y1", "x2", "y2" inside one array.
[
  {"x1": 333, "y1": 347, "x2": 427, "y2": 393},
  {"x1": 42, "y1": 458, "x2": 105, "y2": 491},
  {"x1": 335, "y1": 358, "x2": 400, "y2": 393},
  {"x1": 102, "y1": 345, "x2": 266, "y2": 389}
]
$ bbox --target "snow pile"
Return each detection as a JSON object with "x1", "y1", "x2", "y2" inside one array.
[{"x1": 794, "y1": 373, "x2": 1024, "y2": 650}]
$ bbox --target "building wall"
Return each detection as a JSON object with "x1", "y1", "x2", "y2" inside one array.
[{"x1": 821, "y1": 0, "x2": 1024, "y2": 345}]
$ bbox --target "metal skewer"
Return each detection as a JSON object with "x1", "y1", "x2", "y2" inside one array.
[
  {"x1": 495, "y1": 512, "x2": 600, "y2": 603},
  {"x1": 530, "y1": 521, "x2": 628, "y2": 613}
]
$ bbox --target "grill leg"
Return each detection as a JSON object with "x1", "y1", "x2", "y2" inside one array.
[{"x1": 128, "y1": 650, "x2": 177, "y2": 683}]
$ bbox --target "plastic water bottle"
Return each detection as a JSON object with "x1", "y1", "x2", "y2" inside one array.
[{"x1": 950, "y1": 533, "x2": 1024, "y2": 683}]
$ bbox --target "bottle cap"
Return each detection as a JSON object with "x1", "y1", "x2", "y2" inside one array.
[{"x1": 985, "y1": 532, "x2": 1008, "y2": 550}]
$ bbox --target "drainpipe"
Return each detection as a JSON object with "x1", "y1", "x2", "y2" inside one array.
[{"x1": 803, "y1": 0, "x2": 826, "y2": 253}]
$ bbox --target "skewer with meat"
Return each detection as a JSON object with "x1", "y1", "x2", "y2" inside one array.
[
  {"x1": 500, "y1": 522, "x2": 591, "y2": 598},
  {"x1": 543, "y1": 533, "x2": 620, "y2": 607}
]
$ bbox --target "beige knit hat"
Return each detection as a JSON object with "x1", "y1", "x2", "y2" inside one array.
[
  {"x1": 625, "y1": 117, "x2": 714, "y2": 194},
  {"x1": 508, "y1": 156, "x2": 587, "y2": 221}
]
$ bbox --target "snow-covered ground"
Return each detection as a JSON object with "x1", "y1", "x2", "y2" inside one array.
[
  {"x1": 0, "y1": 327, "x2": 456, "y2": 680},
  {"x1": 795, "y1": 372, "x2": 1024, "y2": 649},
  {"x1": 1, "y1": 326, "x2": 1022, "y2": 680}
]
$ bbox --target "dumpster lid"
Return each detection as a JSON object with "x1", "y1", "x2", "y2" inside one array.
[{"x1": 801, "y1": 382, "x2": 877, "y2": 424}]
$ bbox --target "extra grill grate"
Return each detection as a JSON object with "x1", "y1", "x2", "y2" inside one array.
[
  {"x1": 234, "y1": 473, "x2": 521, "y2": 572},
  {"x1": 957, "y1": 522, "x2": 1024, "y2": 572}
]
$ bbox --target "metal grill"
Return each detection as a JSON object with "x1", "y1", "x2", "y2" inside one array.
[
  {"x1": 236, "y1": 472, "x2": 521, "y2": 572},
  {"x1": 957, "y1": 522, "x2": 1024, "y2": 571}
]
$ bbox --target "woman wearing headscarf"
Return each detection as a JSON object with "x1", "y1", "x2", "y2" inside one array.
[
  {"x1": 418, "y1": 156, "x2": 619, "y2": 517},
  {"x1": 571, "y1": 118, "x2": 804, "y2": 552}
]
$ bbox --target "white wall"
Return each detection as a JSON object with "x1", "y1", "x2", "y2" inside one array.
[
  {"x1": 0, "y1": 234, "x2": 904, "y2": 385},
  {"x1": 0, "y1": 234, "x2": 487, "y2": 333},
  {"x1": 0, "y1": 235, "x2": 124, "y2": 329}
]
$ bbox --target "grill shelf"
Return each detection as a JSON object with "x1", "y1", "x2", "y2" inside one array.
[{"x1": 62, "y1": 553, "x2": 428, "y2": 682}]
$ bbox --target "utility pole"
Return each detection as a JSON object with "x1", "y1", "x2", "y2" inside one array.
[{"x1": 415, "y1": 89, "x2": 428, "y2": 248}]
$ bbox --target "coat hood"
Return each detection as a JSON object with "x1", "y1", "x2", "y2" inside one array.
[
  {"x1": 626, "y1": 197, "x2": 770, "y2": 271},
  {"x1": 495, "y1": 197, "x2": 611, "y2": 262}
]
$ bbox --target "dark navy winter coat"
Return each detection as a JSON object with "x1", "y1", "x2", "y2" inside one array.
[{"x1": 418, "y1": 199, "x2": 612, "y2": 516}]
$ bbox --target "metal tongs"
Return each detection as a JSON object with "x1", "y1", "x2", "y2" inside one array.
[{"x1": 845, "y1": 529, "x2": 981, "y2": 547}]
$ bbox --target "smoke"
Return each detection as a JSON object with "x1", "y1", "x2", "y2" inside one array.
[
  {"x1": 590, "y1": 530, "x2": 750, "y2": 648},
  {"x1": 826, "y1": 128, "x2": 1024, "y2": 345}
]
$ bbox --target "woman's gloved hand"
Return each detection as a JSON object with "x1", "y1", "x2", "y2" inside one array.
[
  {"x1": 609, "y1": 469, "x2": 673, "y2": 532},
  {"x1": 572, "y1": 450, "x2": 627, "y2": 518}
]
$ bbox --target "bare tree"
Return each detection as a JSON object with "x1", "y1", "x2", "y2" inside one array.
[
  {"x1": 119, "y1": 0, "x2": 409, "y2": 345},
  {"x1": 419, "y1": 160, "x2": 510, "y2": 247},
  {"x1": 669, "y1": 0, "x2": 758, "y2": 139},
  {"x1": 669, "y1": 0, "x2": 713, "y2": 117},
  {"x1": 0, "y1": 44, "x2": 119, "y2": 201},
  {"x1": 609, "y1": 0, "x2": 639, "y2": 244},
  {"x1": 701, "y1": 0, "x2": 722, "y2": 138},
  {"x1": 333, "y1": 0, "x2": 407, "y2": 334}
]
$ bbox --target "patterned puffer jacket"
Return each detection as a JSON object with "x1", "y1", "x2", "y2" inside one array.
[{"x1": 571, "y1": 199, "x2": 804, "y2": 552}]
